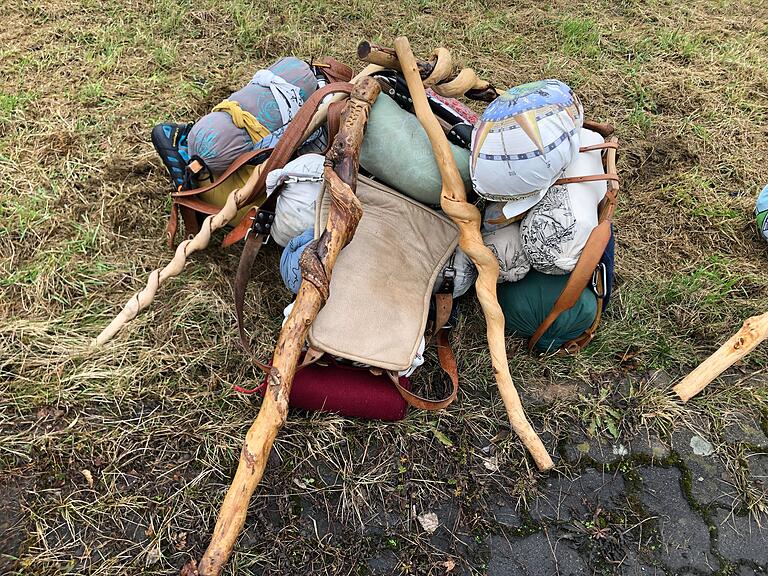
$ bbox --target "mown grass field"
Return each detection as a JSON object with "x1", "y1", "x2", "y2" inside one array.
[{"x1": 2, "y1": 0, "x2": 768, "y2": 574}]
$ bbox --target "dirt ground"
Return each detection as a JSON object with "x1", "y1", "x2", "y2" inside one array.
[{"x1": 2, "y1": 0, "x2": 767, "y2": 574}]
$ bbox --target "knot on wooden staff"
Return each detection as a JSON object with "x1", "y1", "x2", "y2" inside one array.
[
  {"x1": 357, "y1": 40, "x2": 498, "y2": 102},
  {"x1": 299, "y1": 240, "x2": 330, "y2": 303}
]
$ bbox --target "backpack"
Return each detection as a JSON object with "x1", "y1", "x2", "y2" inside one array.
[
  {"x1": 151, "y1": 57, "x2": 353, "y2": 247},
  {"x1": 238, "y1": 176, "x2": 463, "y2": 420},
  {"x1": 496, "y1": 121, "x2": 619, "y2": 354},
  {"x1": 227, "y1": 74, "x2": 481, "y2": 420}
]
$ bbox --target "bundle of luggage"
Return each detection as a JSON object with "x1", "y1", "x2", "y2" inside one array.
[{"x1": 151, "y1": 56, "x2": 620, "y2": 421}]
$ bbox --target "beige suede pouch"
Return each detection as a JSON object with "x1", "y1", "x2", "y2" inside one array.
[{"x1": 309, "y1": 176, "x2": 459, "y2": 371}]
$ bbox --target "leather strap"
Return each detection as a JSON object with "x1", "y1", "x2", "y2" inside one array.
[
  {"x1": 314, "y1": 57, "x2": 354, "y2": 84},
  {"x1": 560, "y1": 271, "x2": 605, "y2": 354},
  {"x1": 233, "y1": 82, "x2": 355, "y2": 356},
  {"x1": 528, "y1": 136, "x2": 619, "y2": 353},
  {"x1": 433, "y1": 292, "x2": 453, "y2": 337},
  {"x1": 579, "y1": 141, "x2": 619, "y2": 153},
  {"x1": 393, "y1": 328, "x2": 459, "y2": 410},
  {"x1": 554, "y1": 173, "x2": 619, "y2": 186},
  {"x1": 527, "y1": 220, "x2": 612, "y2": 352},
  {"x1": 234, "y1": 232, "x2": 272, "y2": 371},
  {"x1": 582, "y1": 120, "x2": 615, "y2": 137},
  {"x1": 327, "y1": 100, "x2": 346, "y2": 149},
  {"x1": 172, "y1": 148, "x2": 272, "y2": 198},
  {"x1": 222, "y1": 81, "x2": 354, "y2": 247}
]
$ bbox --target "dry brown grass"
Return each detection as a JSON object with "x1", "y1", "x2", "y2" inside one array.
[{"x1": 2, "y1": 0, "x2": 768, "y2": 574}]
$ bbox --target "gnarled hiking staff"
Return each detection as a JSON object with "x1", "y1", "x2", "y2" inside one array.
[
  {"x1": 180, "y1": 76, "x2": 381, "y2": 576},
  {"x1": 387, "y1": 37, "x2": 553, "y2": 471}
]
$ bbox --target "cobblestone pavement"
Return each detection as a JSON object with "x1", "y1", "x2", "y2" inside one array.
[
  {"x1": 483, "y1": 424, "x2": 767, "y2": 576},
  {"x1": 365, "y1": 415, "x2": 768, "y2": 576}
]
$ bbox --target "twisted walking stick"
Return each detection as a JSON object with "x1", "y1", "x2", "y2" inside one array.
[
  {"x1": 180, "y1": 76, "x2": 381, "y2": 576},
  {"x1": 391, "y1": 37, "x2": 553, "y2": 471}
]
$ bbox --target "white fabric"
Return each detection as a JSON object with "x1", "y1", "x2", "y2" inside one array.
[
  {"x1": 433, "y1": 246, "x2": 478, "y2": 298},
  {"x1": 251, "y1": 69, "x2": 304, "y2": 126},
  {"x1": 268, "y1": 154, "x2": 325, "y2": 247},
  {"x1": 482, "y1": 221, "x2": 531, "y2": 283},
  {"x1": 520, "y1": 128, "x2": 608, "y2": 275},
  {"x1": 471, "y1": 109, "x2": 582, "y2": 218},
  {"x1": 399, "y1": 337, "x2": 426, "y2": 377}
]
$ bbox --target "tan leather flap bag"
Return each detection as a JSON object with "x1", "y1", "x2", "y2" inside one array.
[{"x1": 309, "y1": 176, "x2": 459, "y2": 371}]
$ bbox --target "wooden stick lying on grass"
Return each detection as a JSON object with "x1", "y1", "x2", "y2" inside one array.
[
  {"x1": 93, "y1": 170, "x2": 263, "y2": 345},
  {"x1": 392, "y1": 37, "x2": 553, "y2": 471},
  {"x1": 181, "y1": 76, "x2": 381, "y2": 576},
  {"x1": 674, "y1": 312, "x2": 768, "y2": 402}
]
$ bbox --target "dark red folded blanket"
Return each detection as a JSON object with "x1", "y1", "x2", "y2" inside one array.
[{"x1": 288, "y1": 362, "x2": 410, "y2": 421}]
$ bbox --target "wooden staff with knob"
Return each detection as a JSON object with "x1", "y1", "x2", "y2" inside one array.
[
  {"x1": 673, "y1": 312, "x2": 768, "y2": 402},
  {"x1": 358, "y1": 41, "x2": 499, "y2": 102},
  {"x1": 391, "y1": 37, "x2": 553, "y2": 471},
  {"x1": 180, "y1": 76, "x2": 381, "y2": 576}
]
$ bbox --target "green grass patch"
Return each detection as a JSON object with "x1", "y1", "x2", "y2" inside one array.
[{"x1": 557, "y1": 17, "x2": 600, "y2": 57}]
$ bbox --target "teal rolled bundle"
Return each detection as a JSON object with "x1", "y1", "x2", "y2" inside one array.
[
  {"x1": 498, "y1": 270, "x2": 598, "y2": 352},
  {"x1": 359, "y1": 93, "x2": 472, "y2": 205}
]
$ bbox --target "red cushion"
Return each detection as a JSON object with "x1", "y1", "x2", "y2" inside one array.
[{"x1": 288, "y1": 363, "x2": 409, "y2": 421}]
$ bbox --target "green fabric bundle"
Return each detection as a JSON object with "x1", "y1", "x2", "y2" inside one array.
[
  {"x1": 359, "y1": 93, "x2": 472, "y2": 205},
  {"x1": 498, "y1": 270, "x2": 597, "y2": 351}
]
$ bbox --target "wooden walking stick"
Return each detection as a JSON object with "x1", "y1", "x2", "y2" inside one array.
[
  {"x1": 180, "y1": 76, "x2": 381, "y2": 576},
  {"x1": 391, "y1": 37, "x2": 553, "y2": 471},
  {"x1": 673, "y1": 312, "x2": 768, "y2": 402}
]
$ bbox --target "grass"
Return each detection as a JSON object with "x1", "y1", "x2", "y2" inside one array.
[{"x1": 2, "y1": 0, "x2": 768, "y2": 574}]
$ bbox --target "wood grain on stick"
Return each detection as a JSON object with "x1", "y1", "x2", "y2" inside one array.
[
  {"x1": 182, "y1": 76, "x2": 381, "y2": 576},
  {"x1": 392, "y1": 37, "x2": 553, "y2": 471},
  {"x1": 674, "y1": 312, "x2": 768, "y2": 402}
]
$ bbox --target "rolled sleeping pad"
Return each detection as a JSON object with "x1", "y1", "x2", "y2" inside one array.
[
  {"x1": 187, "y1": 57, "x2": 319, "y2": 176},
  {"x1": 498, "y1": 269, "x2": 598, "y2": 352}
]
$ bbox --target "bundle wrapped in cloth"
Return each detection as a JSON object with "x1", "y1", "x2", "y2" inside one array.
[
  {"x1": 187, "y1": 57, "x2": 322, "y2": 176},
  {"x1": 470, "y1": 79, "x2": 583, "y2": 219},
  {"x1": 471, "y1": 79, "x2": 618, "y2": 353}
]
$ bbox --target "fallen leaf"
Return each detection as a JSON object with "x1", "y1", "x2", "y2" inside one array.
[
  {"x1": 81, "y1": 469, "x2": 94, "y2": 488},
  {"x1": 482, "y1": 456, "x2": 499, "y2": 472},
  {"x1": 417, "y1": 511, "x2": 439, "y2": 534},
  {"x1": 442, "y1": 558, "x2": 456, "y2": 572}
]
